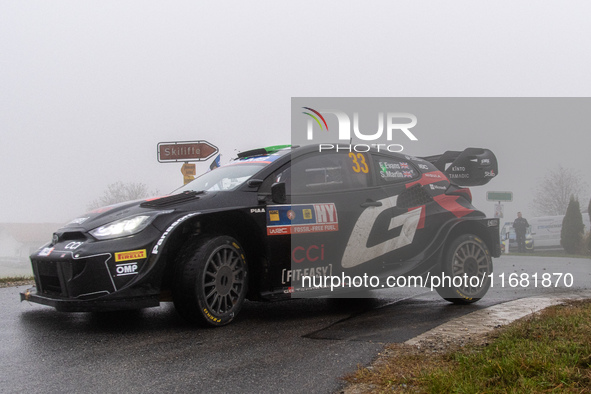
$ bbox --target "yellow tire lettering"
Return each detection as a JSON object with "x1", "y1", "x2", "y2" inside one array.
[{"x1": 203, "y1": 308, "x2": 221, "y2": 323}]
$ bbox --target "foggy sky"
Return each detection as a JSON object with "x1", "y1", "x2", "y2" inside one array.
[{"x1": 1, "y1": 1, "x2": 590, "y2": 225}]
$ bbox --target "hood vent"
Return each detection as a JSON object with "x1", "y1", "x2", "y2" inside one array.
[{"x1": 140, "y1": 191, "x2": 203, "y2": 208}]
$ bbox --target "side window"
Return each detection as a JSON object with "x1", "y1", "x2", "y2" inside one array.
[
  {"x1": 259, "y1": 163, "x2": 290, "y2": 195},
  {"x1": 290, "y1": 152, "x2": 369, "y2": 194},
  {"x1": 374, "y1": 155, "x2": 419, "y2": 184}
]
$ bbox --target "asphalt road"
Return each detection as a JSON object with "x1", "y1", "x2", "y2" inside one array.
[{"x1": 1, "y1": 255, "x2": 589, "y2": 393}]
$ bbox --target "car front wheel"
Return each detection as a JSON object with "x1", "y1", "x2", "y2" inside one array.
[{"x1": 173, "y1": 236, "x2": 248, "y2": 326}]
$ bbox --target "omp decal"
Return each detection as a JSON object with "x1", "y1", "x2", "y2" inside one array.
[
  {"x1": 152, "y1": 212, "x2": 200, "y2": 254},
  {"x1": 282, "y1": 264, "x2": 333, "y2": 284},
  {"x1": 341, "y1": 196, "x2": 421, "y2": 268},
  {"x1": 115, "y1": 249, "x2": 147, "y2": 262},
  {"x1": 115, "y1": 262, "x2": 139, "y2": 276},
  {"x1": 267, "y1": 203, "x2": 338, "y2": 235}
]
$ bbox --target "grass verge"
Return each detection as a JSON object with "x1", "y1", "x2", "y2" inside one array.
[
  {"x1": 345, "y1": 300, "x2": 591, "y2": 393},
  {"x1": 0, "y1": 275, "x2": 34, "y2": 288}
]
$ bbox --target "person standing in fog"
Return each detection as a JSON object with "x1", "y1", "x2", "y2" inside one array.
[{"x1": 513, "y1": 212, "x2": 529, "y2": 253}]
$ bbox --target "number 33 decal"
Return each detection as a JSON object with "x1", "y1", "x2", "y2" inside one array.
[{"x1": 349, "y1": 152, "x2": 369, "y2": 174}]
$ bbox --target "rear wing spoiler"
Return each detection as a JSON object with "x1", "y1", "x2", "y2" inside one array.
[{"x1": 422, "y1": 148, "x2": 498, "y2": 186}]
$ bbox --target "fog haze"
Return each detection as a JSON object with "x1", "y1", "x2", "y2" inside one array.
[{"x1": 1, "y1": 1, "x2": 590, "y2": 224}]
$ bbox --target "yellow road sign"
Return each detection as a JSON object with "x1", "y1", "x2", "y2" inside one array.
[{"x1": 181, "y1": 163, "x2": 196, "y2": 176}]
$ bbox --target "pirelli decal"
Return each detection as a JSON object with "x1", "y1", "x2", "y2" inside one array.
[
  {"x1": 115, "y1": 249, "x2": 147, "y2": 262},
  {"x1": 267, "y1": 203, "x2": 338, "y2": 236}
]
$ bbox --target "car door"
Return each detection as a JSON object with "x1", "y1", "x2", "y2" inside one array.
[
  {"x1": 263, "y1": 150, "x2": 385, "y2": 294},
  {"x1": 361, "y1": 153, "x2": 430, "y2": 274}
]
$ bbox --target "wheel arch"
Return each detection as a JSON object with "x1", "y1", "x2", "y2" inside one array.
[
  {"x1": 445, "y1": 219, "x2": 496, "y2": 257},
  {"x1": 157, "y1": 210, "x2": 267, "y2": 298}
]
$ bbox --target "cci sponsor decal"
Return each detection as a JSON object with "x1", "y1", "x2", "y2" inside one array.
[
  {"x1": 267, "y1": 203, "x2": 338, "y2": 235},
  {"x1": 292, "y1": 244, "x2": 325, "y2": 263},
  {"x1": 115, "y1": 249, "x2": 146, "y2": 262}
]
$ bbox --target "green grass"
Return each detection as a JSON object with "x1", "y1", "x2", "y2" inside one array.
[
  {"x1": 424, "y1": 301, "x2": 591, "y2": 392},
  {"x1": 347, "y1": 300, "x2": 591, "y2": 393},
  {"x1": 0, "y1": 276, "x2": 35, "y2": 284}
]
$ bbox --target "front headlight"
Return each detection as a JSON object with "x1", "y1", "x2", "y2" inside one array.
[{"x1": 90, "y1": 212, "x2": 170, "y2": 240}]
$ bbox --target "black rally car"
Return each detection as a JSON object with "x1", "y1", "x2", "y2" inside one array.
[{"x1": 21, "y1": 144, "x2": 501, "y2": 326}]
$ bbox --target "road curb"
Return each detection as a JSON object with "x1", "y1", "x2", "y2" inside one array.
[
  {"x1": 341, "y1": 291, "x2": 591, "y2": 394},
  {"x1": 406, "y1": 290, "x2": 591, "y2": 346}
]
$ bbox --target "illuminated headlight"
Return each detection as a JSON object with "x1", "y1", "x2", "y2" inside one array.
[{"x1": 90, "y1": 212, "x2": 169, "y2": 240}]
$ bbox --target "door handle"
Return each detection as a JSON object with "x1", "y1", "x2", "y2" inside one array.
[{"x1": 360, "y1": 200, "x2": 382, "y2": 207}]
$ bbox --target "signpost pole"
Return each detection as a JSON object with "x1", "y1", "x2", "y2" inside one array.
[{"x1": 487, "y1": 191, "x2": 513, "y2": 254}]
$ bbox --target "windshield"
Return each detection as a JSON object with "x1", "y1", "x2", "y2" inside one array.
[{"x1": 174, "y1": 163, "x2": 266, "y2": 193}]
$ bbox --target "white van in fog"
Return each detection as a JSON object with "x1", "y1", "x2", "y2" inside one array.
[{"x1": 529, "y1": 214, "x2": 590, "y2": 251}]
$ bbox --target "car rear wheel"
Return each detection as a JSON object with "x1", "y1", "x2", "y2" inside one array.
[
  {"x1": 173, "y1": 236, "x2": 248, "y2": 326},
  {"x1": 436, "y1": 234, "x2": 492, "y2": 304}
]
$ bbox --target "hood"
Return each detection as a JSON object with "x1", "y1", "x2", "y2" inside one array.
[{"x1": 61, "y1": 191, "x2": 208, "y2": 232}]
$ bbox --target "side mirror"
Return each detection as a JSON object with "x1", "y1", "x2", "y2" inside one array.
[
  {"x1": 271, "y1": 182, "x2": 287, "y2": 204},
  {"x1": 247, "y1": 179, "x2": 264, "y2": 188}
]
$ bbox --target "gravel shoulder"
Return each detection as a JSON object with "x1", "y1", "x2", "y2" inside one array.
[{"x1": 0, "y1": 279, "x2": 34, "y2": 288}]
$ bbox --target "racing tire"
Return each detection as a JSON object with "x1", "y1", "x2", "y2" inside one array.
[
  {"x1": 436, "y1": 234, "x2": 492, "y2": 304},
  {"x1": 173, "y1": 236, "x2": 248, "y2": 326}
]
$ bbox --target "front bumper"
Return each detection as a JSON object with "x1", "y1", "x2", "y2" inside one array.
[
  {"x1": 20, "y1": 287, "x2": 160, "y2": 312},
  {"x1": 23, "y1": 225, "x2": 166, "y2": 311}
]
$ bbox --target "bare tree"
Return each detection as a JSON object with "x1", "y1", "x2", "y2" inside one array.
[
  {"x1": 87, "y1": 182, "x2": 160, "y2": 210},
  {"x1": 530, "y1": 165, "x2": 588, "y2": 216}
]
